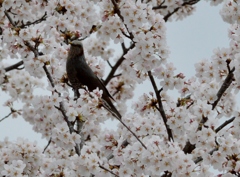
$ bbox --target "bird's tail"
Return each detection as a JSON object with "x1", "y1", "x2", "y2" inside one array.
[{"x1": 101, "y1": 98, "x2": 122, "y2": 119}]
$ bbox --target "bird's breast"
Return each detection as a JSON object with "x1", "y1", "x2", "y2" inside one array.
[{"x1": 66, "y1": 59, "x2": 82, "y2": 89}]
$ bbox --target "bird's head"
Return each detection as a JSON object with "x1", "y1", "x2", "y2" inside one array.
[
  {"x1": 68, "y1": 39, "x2": 84, "y2": 57},
  {"x1": 69, "y1": 39, "x2": 83, "y2": 47}
]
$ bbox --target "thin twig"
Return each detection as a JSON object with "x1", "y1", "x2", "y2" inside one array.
[
  {"x1": 42, "y1": 138, "x2": 52, "y2": 153},
  {"x1": 0, "y1": 112, "x2": 12, "y2": 122},
  {"x1": 19, "y1": 12, "x2": 47, "y2": 28},
  {"x1": 24, "y1": 41, "x2": 38, "y2": 57},
  {"x1": 215, "y1": 117, "x2": 235, "y2": 133},
  {"x1": 111, "y1": 0, "x2": 134, "y2": 40},
  {"x1": 104, "y1": 42, "x2": 135, "y2": 85},
  {"x1": 43, "y1": 64, "x2": 55, "y2": 88},
  {"x1": 152, "y1": 0, "x2": 167, "y2": 10},
  {"x1": 148, "y1": 71, "x2": 174, "y2": 141},
  {"x1": 107, "y1": 60, "x2": 113, "y2": 68},
  {"x1": 212, "y1": 67, "x2": 235, "y2": 110},
  {"x1": 4, "y1": 10, "x2": 16, "y2": 27},
  {"x1": 194, "y1": 147, "x2": 218, "y2": 164},
  {"x1": 99, "y1": 165, "x2": 119, "y2": 177},
  {"x1": 163, "y1": 0, "x2": 200, "y2": 21}
]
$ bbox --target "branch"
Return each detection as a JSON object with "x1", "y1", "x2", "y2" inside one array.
[
  {"x1": 23, "y1": 41, "x2": 39, "y2": 57},
  {"x1": 148, "y1": 71, "x2": 174, "y2": 141},
  {"x1": 4, "y1": 10, "x2": 16, "y2": 27},
  {"x1": 19, "y1": 12, "x2": 47, "y2": 28},
  {"x1": 161, "y1": 171, "x2": 172, "y2": 177},
  {"x1": 0, "y1": 112, "x2": 12, "y2": 122},
  {"x1": 99, "y1": 165, "x2": 119, "y2": 177},
  {"x1": 4, "y1": 61, "x2": 24, "y2": 72},
  {"x1": 42, "y1": 138, "x2": 52, "y2": 154},
  {"x1": 183, "y1": 141, "x2": 195, "y2": 154},
  {"x1": 152, "y1": 0, "x2": 167, "y2": 10},
  {"x1": 163, "y1": 0, "x2": 200, "y2": 21},
  {"x1": 111, "y1": 0, "x2": 134, "y2": 40},
  {"x1": 5, "y1": 9, "x2": 47, "y2": 29},
  {"x1": 107, "y1": 139, "x2": 129, "y2": 160},
  {"x1": 104, "y1": 42, "x2": 135, "y2": 85},
  {"x1": 194, "y1": 147, "x2": 218, "y2": 164},
  {"x1": 24, "y1": 40, "x2": 81, "y2": 155},
  {"x1": 215, "y1": 117, "x2": 235, "y2": 133},
  {"x1": 212, "y1": 67, "x2": 235, "y2": 110},
  {"x1": 43, "y1": 64, "x2": 55, "y2": 88},
  {"x1": 0, "y1": 107, "x2": 18, "y2": 122}
]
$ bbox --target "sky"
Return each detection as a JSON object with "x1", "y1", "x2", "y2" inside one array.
[{"x1": 0, "y1": 1, "x2": 230, "y2": 148}]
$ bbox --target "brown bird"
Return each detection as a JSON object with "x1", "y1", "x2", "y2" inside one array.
[{"x1": 66, "y1": 40, "x2": 121, "y2": 119}]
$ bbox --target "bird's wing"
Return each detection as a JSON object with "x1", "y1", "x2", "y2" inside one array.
[
  {"x1": 74, "y1": 57, "x2": 115, "y2": 101},
  {"x1": 97, "y1": 77, "x2": 115, "y2": 101}
]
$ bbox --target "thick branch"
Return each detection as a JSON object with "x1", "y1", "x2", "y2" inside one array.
[
  {"x1": 4, "y1": 61, "x2": 24, "y2": 72},
  {"x1": 148, "y1": 71, "x2": 174, "y2": 141},
  {"x1": 104, "y1": 42, "x2": 135, "y2": 85}
]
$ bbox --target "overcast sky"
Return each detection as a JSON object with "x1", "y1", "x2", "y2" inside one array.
[{"x1": 0, "y1": 1, "x2": 230, "y2": 148}]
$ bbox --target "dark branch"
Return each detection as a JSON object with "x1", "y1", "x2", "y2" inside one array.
[
  {"x1": 0, "y1": 107, "x2": 18, "y2": 122},
  {"x1": 19, "y1": 12, "x2": 47, "y2": 28},
  {"x1": 4, "y1": 61, "x2": 24, "y2": 72},
  {"x1": 212, "y1": 67, "x2": 235, "y2": 110},
  {"x1": 194, "y1": 147, "x2": 218, "y2": 164},
  {"x1": 43, "y1": 64, "x2": 55, "y2": 88},
  {"x1": 163, "y1": 0, "x2": 200, "y2": 21},
  {"x1": 183, "y1": 141, "x2": 196, "y2": 154},
  {"x1": 0, "y1": 112, "x2": 12, "y2": 122},
  {"x1": 215, "y1": 117, "x2": 235, "y2": 133},
  {"x1": 4, "y1": 10, "x2": 16, "y2": 27},
  {"x1": 99, "y1": 165, "x2": 119, "y2": 177},
  {"x1": 152, "y1": 0, "x2": 167, "y2": 10},
  {"x1": 42, "y1": 138, "x2": 52, "y2": 154},
  {"x1": 104, "y1": 42, "x2": 135, "y2": 85},
  {"x1": 111, "y1": 0, "x2": 134, "y2": 40},
  {"x1": 148, "y1": 71, "x2": 174, "y2": 141}
]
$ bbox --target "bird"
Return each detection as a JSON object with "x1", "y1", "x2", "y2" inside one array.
[{"x1": 66, "y1": 39, "x2": 122, "y2": 119}]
